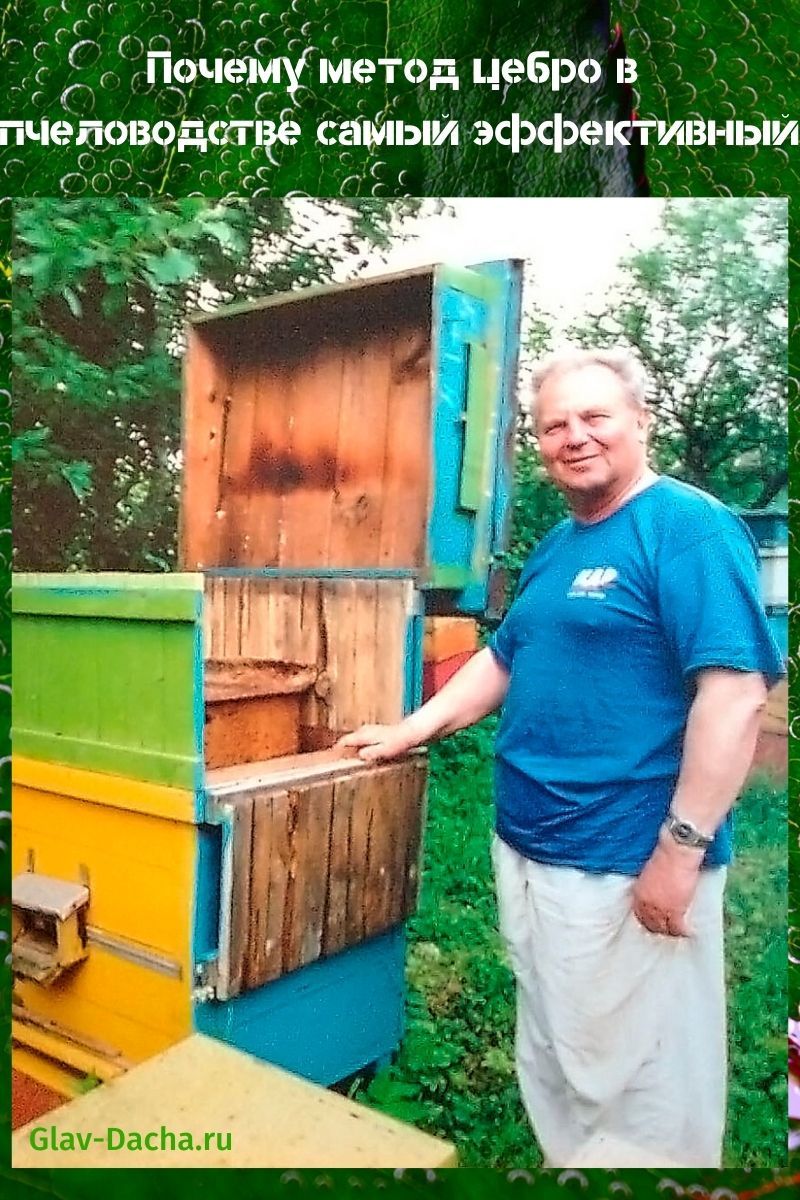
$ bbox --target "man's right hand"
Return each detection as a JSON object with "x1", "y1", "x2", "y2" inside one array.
[{"x1": 336, "y1": 723, "x2": 418, "y2": 763}]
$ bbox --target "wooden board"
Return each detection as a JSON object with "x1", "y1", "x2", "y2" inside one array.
[
  {"x1": 218, "y1": 758, "x2": 427, "y2": 993},
  {"x1": 180, "y1": 286, "x2": 433, "y2": 571},
  {"x1": 204, "y1": 576, "x2": 413, "y2": 750},
  {"x1": 204, "y1": 694, "x2": 301, "y2": 770},
  {"x1": 11, "y1": 1033, "x2": 458, "y2": 1168}
]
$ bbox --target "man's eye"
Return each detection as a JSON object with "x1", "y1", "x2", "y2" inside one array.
[{"x1": 586, "y1": 413, "x2": 609, "y2": 422}]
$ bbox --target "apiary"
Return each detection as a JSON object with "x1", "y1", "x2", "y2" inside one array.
[{"x1": 12, "y1": 259, "x2": 523, "y2": 1089}]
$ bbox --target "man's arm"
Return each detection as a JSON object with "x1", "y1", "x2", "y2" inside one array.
[
  {"x1": 337, "y1": 646, "x2": 510, "y2": 762},
  {"x1": 632, "y1": 667, "x2": 768, "y2": 936}
]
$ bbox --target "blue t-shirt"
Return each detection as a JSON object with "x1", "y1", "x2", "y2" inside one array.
[{"x1": 488, "y1": 476, "x2": 785, "y2": 875}]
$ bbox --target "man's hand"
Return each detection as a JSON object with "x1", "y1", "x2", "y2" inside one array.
[
  {"x1": 631, "y1": 834, "x2": 704, "y2": 937},
  {"x1": 336, "y1": 723, "x2": 417, "y2": 763}
]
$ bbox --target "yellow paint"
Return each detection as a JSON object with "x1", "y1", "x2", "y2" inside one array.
[
  {"x1": 13, "y1": 756, "x2": 197, "y2": 823},
  {"x1": 13, "y1": 1045, "x2": 79, "y2": 1098},
  {"x1": 13, "y1": 1020, "x2": 127, "y2": 1083},
  {"x1": 12, "y1": 1035, "x2": 459, "y2": 1168},
  {"x1": 13, "y1": 776, "x2": 196, "y2": 1063}
]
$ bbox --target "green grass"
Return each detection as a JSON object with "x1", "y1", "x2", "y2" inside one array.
[{"x1": 353, "y1": 725, "x2": 788, "y2": 1169}]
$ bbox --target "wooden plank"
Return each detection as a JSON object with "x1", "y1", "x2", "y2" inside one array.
[
  {"x1": 351, "y1": 580, "x2": 379, "y2": 730},
  {"x1": 244, "y1": 790, "x2": 273, "y2": 990},
  {"x1": 217, "y1": 364, "x2": 260, "y2": 566},
  {"x1": 322, "y1": 776, "x2": 356, "y2": 958},
  {"x1": 204, "y1": 694, "x2": 301, "y2": 770},
  {"x1": 362, "y1": 768, "x2": 396, "y2": 935},
  {"x1": 265, "y1": 790, "x2": 292, "y2": 982},
  {"x1": 401, "y1": 759, "x2": 428, "y2": 917},
  {"x1": 180, "y1": 328, "x2": 227, "y2": 569},
  {"x1": 379, "y1": 326, "x2": 432, "y2": 568},
  {"x1": 373, "y1": 580, "x2": 409, "y2": 724},
  {"x1": 324, "y1": 579, "x2": 357, "y2": 735},
  {"x1": 204, "y1": 659, "x2": 316, "y2": 703},
  {"x1": 279, "y1": 345, "x2": 344, "y2": 569},
  {"x1": 226, "y1": 796, "x2": 254, "y2": 998},
  {"x1": 327, "y1": 340, "x2": 390, "y2": 567},
  {"x1": 246, "y1": 359, "x2": 291, "y2": 567},
  {"x1": 297, "y1": 782, "x2": 335, "y2": 969},
  {"x1": 345, "y1": 773, "x2": 372, "y2": 947},
  {"x1": 11, "y1": 1032, "x2": 459, "y2": 1168}
]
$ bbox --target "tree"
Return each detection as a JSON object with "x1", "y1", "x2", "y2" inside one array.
[
  {"x1": 567, "y1": 198, "x2": 787, "y2": 507},
  {"x1": 13, "y1": 197, "x2": 423, "y2": 570}
]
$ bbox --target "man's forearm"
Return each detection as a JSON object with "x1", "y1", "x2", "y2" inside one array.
[
  {"x1": 398, "y1": 647, "x2": 510, "y2": 748},
  {"x1": 668, "y1": 669, "x2": 768, "y2": 838}
]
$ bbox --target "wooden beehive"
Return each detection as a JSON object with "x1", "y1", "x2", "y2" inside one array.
[
  {"x1": 181, "y1": 272, "x2": 434, "y2": 573},
  {"x1": 179, "y1": 261, "x2": 524, "y2": 617}
]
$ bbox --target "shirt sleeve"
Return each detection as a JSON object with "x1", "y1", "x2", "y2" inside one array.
[
  {"x1": 657, "y1": 518, "x2": 786, "y2": 688},
  {"x1": 488, "y1": 615, "x2": 515, "y2": 670}
]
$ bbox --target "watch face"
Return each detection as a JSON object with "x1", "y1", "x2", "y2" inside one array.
[{"x1": 673, "y1": 820, "x2": 694, "y2": 843}]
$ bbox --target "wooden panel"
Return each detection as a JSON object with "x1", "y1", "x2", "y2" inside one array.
[
  {"x1": 225, "y1": 759, "x2": 427, "y2": 993},
  {"x1": 379, "y1": 328, "x2": 432, "y2": 567},
  {"x1": 12, "y1": 783, "x2": 194, "y2": 1062},
  {"x1": 205, "y1": 576, "x2": 411, "y2": 750},
  {"x1": 181, "y1": 328, "x2": 231, "y2": 569},
  {"x1": 11, "y1": 1033, "x2": 458, "y2": 1168},
  {"x1": 204, "y1": 694, "x2": 301, "y2": 770},
  {"x1": 181, "y1": 297, "x2": 432, "y2": 571},
  {"x1": 14, "y1": 595, "x2": 201, "y2": 790}
]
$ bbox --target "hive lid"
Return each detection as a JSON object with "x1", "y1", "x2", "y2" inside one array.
[{"x1": 12, "y1": 873, "x2": 89, "y2": 921}]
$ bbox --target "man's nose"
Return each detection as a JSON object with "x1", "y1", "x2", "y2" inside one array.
[{"x1": 564, "y1": 417, "x2": 589, "y2": 445}]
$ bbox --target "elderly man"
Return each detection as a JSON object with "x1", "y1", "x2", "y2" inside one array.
[{"x1": 340, "y1": 348, "x2": 784, "y2": 1168}]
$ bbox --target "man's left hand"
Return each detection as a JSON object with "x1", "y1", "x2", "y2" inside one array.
[{"x1": 631, "y1": 836, "x2": 704, "y2": 937}]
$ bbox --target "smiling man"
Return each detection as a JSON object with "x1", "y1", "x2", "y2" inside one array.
[{"x1": 339, "y1": 348, "x2": 784, "y2": 1167}]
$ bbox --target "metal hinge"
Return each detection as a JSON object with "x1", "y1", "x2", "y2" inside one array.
[{"x1": 192, "y1": 960, "x2": 219, "y2": 1003}]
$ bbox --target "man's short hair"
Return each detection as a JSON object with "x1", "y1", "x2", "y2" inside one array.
[{"x1": 532, "y1": 348, "x2": 650, "y2": 414}]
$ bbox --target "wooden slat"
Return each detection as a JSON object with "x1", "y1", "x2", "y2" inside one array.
[
  {"x1": 225, "y1": 760, "x2": 428, "y2": 993},
  {"x1": 226, "y1": 796, "x2": 254, "y2": 998},
  {"x1": 244, "y1": 790, "x2": 274, "y2": 990},
  {"x1": 204, "y1": 694, "x2": 301, "y2": 770},
  {"x1": 379, "y1": 328, "x2": 432, "y2": 567},
  {"x1": 217, "y1": 364, "x2": 260, "y2": 567},
  {"x1": 279, "y1": 345, "x2": 344, "y2": 569},
  {"x1": 298, "y1": 782, "x2": 335, "y2": 968},
  {"x1": 265, "y1": 790, "x2": 292, "y2": 982},
  {"x1": 327, "y1": 341, "x2": 390, "y2": 568},
  {"x1": 240, "y1": 358, "x2": 290, "y2": 567},
  {"x1": 204, "y1": 660, "x2": 316, "y2": 703},
  {"x1": 181, "y1": 329, "x2": 228, "y2": 569},
  {"x1": 322, "y1": 776, "x2": 356, "y2": 958}
]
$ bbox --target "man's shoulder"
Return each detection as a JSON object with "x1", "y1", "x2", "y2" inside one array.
[{"x1": 638, "y1": 476, "x2": 751, "y2": 555}]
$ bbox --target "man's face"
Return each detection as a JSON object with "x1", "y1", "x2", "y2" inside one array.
[{"x1": 535, "y1": 365, "x2": 649, "y2": 503}]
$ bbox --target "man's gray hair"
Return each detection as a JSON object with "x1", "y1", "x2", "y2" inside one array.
[{"x1": 532, "y1": 348, "x2": 650, "y2": 413}]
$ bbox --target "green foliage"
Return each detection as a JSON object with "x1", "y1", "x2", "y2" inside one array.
[
  {"x1": 354, "y1": 733, "x2": 787, "y2": 1168},
  {"x1": 568, "y1": 198, "x2": 788, "y2": 508},
  {"x1": 13, "y1": 197, "x2": 421, "y2": 569}
]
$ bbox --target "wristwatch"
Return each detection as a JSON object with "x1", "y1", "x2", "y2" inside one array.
[{"x1": 662, "y1": 811, "x2": 714, "y2": 850}]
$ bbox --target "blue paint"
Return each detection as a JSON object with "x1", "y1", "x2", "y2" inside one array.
[
  {"x1": 191, "y1": 614, "x2": 206, "y2": 806},
  {"x1": 459, "y1": 260, "x2": 523, "y2": 617},
  {"x1": 194, "y1": 928, "x2": 406, "y2": 1085},
  {"x1": 404, "y1": 598, "x2": 425, "y2": 715},
  {"x1": 192, "y1": 823, "x2": 222, "y2": 967},
  {"x1": 426, "y1": 260, "x2": 523, "y2": 616}
]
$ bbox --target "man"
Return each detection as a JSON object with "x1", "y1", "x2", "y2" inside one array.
[{"x1": 339, "y1": 348, "x2": 784, "y2": 1168}]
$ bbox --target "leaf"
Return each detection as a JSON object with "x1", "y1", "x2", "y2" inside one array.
[
  {"x1": 59, "y1": 459, "x2": 93, "y2": 500},
  {"x1": 143, "y1": 248, "x2": 199, "y2": 286}
]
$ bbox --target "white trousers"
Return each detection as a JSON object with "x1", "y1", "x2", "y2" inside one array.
[{"x1": 491, "y1": 835, "x2": 727, "y2": 1168}]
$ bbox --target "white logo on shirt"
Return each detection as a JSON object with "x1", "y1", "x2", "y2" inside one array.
[{"x1": 568, "y1": 566, "x2": 619, "y2": 599}]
